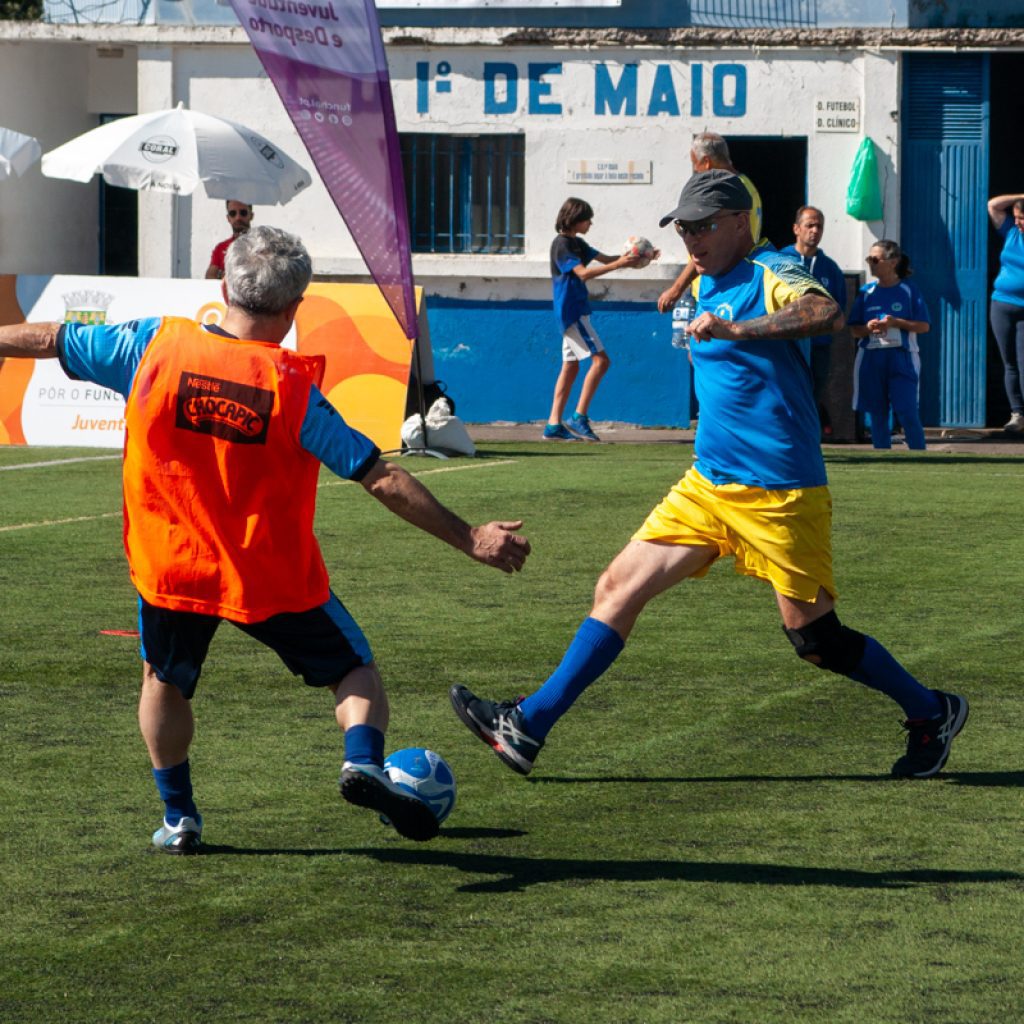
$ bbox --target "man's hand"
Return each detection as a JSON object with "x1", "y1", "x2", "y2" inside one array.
[
  {"x1": 687, "y1": 312, "x2": 736, "y2": 343},
  {"x1": 468, "y1": 521, "x2": 531, "y2": 574},
  {"x1": 362, "y1": 460, "x2": 530, "y2": 574},
  {"x1": 657, "y1": 281, "x2": 684, "y2": 314}
]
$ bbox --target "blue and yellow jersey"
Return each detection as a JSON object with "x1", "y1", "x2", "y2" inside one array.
[
  {"x1": 690, "y1": 248, "x2": 832, "y2": 490},
  {"x1": 738, "y1": 173, "x2": 764, "y2": 245}
]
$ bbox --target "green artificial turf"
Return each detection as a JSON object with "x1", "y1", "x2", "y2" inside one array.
[{"x1": 1, "y1": 442, "x2": 1021, "y2": 1023}]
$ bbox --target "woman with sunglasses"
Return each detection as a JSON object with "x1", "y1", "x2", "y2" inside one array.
[
  {"x1": 848, "y1": 241, "x2": 930, "y2": 450},
  {"x1": 987, "y1": 193, "x2": 1024, "y2": 434}
]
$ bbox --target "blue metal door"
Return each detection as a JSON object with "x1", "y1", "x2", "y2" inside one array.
[{"x1": 901, "y1": 54, "x2": 989, "y2": 427}]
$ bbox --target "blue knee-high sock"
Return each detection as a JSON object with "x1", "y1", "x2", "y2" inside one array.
[
  {"x1": 847, "y1": 636, "x2": 941, "y2": 720},
  {"x1": 344, "y1": 724, "x2": 385, "y2": 767},
  {"x1": 518, "y1": 617, "x2": 625, "y2": 740},
  {"x1": 152, "y1": 759, "x2": 198, "y2": 827}
]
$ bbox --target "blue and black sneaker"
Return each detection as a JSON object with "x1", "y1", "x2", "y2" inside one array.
[
  {"x1": 449, "y1": 684, "x2": 543, "y2": 776},
  {"x1": 340, "y1": 761, "x2": 439, "y2": 841},
  {"x1": 542, "y1": 423, "x2": 580, "y2": 441},
  {"x1": 891, "y1": 690, "x2": 968, "y2": 779},
  {"x1": 151, "y1": 814, "x2": 203, "y2": 855},
  {"x1": 566, "y1": 413, "x2": 601, "y2": 442}
]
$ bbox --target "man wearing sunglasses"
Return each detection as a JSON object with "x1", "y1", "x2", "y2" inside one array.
[
  {"x1": 205, "y1": 200, "x2": 254, "y2": 280},
  {"x1": 451, "y1": 170, "x2": 968, "y2": 784},
  {"x1": 656, "y1": 132, "x2": 765, "y2": 314}
]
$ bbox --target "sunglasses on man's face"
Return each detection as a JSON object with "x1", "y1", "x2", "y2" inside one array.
[
  {"x1": 673, "y1": 212, "x2": 743, "y2": 238},
  {"x1": 228, "y1": 209, "x2": 251, "y2": 219}
]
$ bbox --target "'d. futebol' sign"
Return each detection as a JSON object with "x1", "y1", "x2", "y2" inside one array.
[{"x1": 814, "y1": 97, "x2": 861, "y2": 132}]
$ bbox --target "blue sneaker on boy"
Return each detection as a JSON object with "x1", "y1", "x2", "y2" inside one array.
[
  {"x1": 542, "y1": 423, "x2": 580, "y2": 441},
  {"x1": 566, "y1": 413, "x2": 600, "y2": 441}
]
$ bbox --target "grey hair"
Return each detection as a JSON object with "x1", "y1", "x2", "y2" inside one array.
[
  {"x1": 224, "y1": 225, "x2": 312, "y2": 315},
  {"x1": 692, "y1": 132, "x2": 731, "y2": 164}
]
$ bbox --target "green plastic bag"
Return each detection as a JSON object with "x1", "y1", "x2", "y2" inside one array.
[{"x1": 846, "y1": 138, "x2": 883, "y2": 222}]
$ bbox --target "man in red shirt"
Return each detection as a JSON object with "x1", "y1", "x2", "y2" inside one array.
[{"x1": 204, "y1": 199, "x2": 253, "y2": 279}]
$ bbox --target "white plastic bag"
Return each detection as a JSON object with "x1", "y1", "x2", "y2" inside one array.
[{"x1": 401, "y1": 397, "x2": 476, "y2": 456}]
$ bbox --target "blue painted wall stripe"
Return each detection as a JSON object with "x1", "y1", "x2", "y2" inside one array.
[{"x1": 425, "y1": 298, "x2": 691, "y2": 427}]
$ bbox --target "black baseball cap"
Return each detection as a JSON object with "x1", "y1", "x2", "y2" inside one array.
[{"x1": 659, "y1": 169, "x2": 753, "y2": 227}]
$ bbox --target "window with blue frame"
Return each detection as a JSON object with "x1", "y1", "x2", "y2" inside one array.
[{"x1": 400, "y1": 133, "x2": 525, "y2": 255}]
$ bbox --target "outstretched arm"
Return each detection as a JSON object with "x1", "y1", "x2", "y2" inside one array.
[
  {"x1": 0, "y1": 321, "x2": 62, "y2": 358},
  {"x1": 360, "y1": 459, "x2": 531, "y2": 574},
  {"x1": 574, "y1": 252, "x2": 643, "y2": 281},
  {"x1": 689, "y1": 293, "x2": 843, "y2": 344}
]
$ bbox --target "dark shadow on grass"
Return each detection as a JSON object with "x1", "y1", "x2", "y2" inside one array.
[
  {"x1": 527, "y1": 770, "x2": 1024, "y2": 787},
  {"x1": 440, "y1": 826, "x2": 528, "y2": 839},
  {"x1": 345, "y1": 848, "x2": 1023, "y2": 894},
  {"x1": 946, "y1": 771, "x2": 1024, "y2": 788},
  {"x1": 824, "y1": 453, "x2": 1024, "y2": 466},
  {"x1": 529, "y1": 773, "x2": 884, "y2": 785},
  {"x1": 194, "y1": 826, "x2": 525, "y2": 857}
]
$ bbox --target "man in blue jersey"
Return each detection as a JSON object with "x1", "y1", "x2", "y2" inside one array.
[
  {"x1": 780, "y1": 206, "x2": 847, "y2": 438},
  {"x1": 452, "y1": 171, "x2": 967, "y2": 783},
  {"x1": 0, "y1": 226, "x2": 531, "y2": 852},
  {"x1": 656, "y1": 132, "x2": 766, "y2": 314}
]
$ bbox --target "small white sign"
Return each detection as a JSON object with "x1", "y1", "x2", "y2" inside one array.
[
  {"x1": 566, "y1": 160, "x2": 652, "y2": 185},
  {"x1": 814, "y1": 97, "x2": 861, "y2": 133}
]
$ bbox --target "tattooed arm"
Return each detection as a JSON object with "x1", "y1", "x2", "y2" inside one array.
[{"x1": 688, "y1": 293, "x2": 843, "y2": 344}]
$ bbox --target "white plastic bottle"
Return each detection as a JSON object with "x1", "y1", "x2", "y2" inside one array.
[{"x1": 670, "y1": 291, "x2": 697, "y2": 350}]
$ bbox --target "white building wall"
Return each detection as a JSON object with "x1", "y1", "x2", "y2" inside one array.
[
  {"x1": 0, "y1": 26, "x2": 902, "y2": 292},
  {"x1": 0, "y1": 40, "x2": 101, "y2": 275}
]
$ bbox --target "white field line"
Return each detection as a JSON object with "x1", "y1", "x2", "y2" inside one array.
[
  {"x1": 0, "y1": 511, "x2": 121, "y2": 533},
  {"x1": 1, "y1": 458, "x2": 518, "y2": 532},
  {"x1": 0, "y1": 455, "x2": 121, "y2": 471}
]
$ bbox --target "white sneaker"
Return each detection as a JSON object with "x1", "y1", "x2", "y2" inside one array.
[
  {"x1": 1003, "y1": 412, "x2": 1024, "y2": 433},
  {"x1": 151, "y1": 814, "x2": 203, "y2": 854}
]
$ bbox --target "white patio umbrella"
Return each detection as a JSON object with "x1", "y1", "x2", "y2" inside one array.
[
  {"x1": 41, "y1": 103, "x2": 311, "y2": 205},
  {"x1": 0, "y1": 127, "x2": 42, "y2": 180}
]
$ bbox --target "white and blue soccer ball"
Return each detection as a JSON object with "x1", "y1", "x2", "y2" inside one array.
[{"x1": 383, "y1": 747, "x2": 457, "y2": 825}]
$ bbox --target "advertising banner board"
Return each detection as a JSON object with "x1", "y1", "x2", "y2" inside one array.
[{"x1": 0, "y1": 274, "x2": 418, "y2": 452}]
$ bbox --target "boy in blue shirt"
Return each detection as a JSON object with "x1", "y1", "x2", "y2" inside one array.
[{"x1": 545, "y1": 197, "x2": 647, "y2": 442}]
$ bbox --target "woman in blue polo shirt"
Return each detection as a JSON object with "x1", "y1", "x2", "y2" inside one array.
[
  {"x1": 849, "y1": 240, "x2": 930, "y2": 451},
  {"x1": 987, "y1": 193, "x2": 1024, "y2": 434}
]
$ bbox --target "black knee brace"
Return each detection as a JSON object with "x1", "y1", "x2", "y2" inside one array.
[{"x1": 783, "y1": 610, "x2": 866, "y2": 675}]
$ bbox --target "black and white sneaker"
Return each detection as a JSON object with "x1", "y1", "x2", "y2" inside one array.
[
  {"x1": 891, "y1": 690, "x2": 969, "y2": 779},
  {"x1": 151, "y1": 814, "x2": 203, "y2": 855},
  {"x1": 340, "y1": 762, "x2": 439, "y2": 841},
  {"x1": 449, "y1": 684, "x2": 543, "y2": 776}
]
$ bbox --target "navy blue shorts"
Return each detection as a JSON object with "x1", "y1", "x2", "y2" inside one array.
[{"x1": 139, "y1": 592, "x2": 373, "y2": 700}]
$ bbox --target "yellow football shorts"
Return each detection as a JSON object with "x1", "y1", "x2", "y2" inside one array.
[{"x1": 631, "y1": 466, "x2": 837, "y2": 602}]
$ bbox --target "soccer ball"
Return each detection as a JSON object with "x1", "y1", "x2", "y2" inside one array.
[
  {"x1": 383, "y1": 747, "x2": 457, "y2": 824},
  {"x1": 622, "y1": 235, "x2": 657, "y2": 268}
]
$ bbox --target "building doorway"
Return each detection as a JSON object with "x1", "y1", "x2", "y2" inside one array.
[
  {"x1": 98, "y1": 114, "x2": 138, "y2": 277},
  {"x1": 986, "y1": 53, "x2": 1024, "y2": 428},
  {"x1": 725, "y1": 136, "x2": 808, "y2": 249}
]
